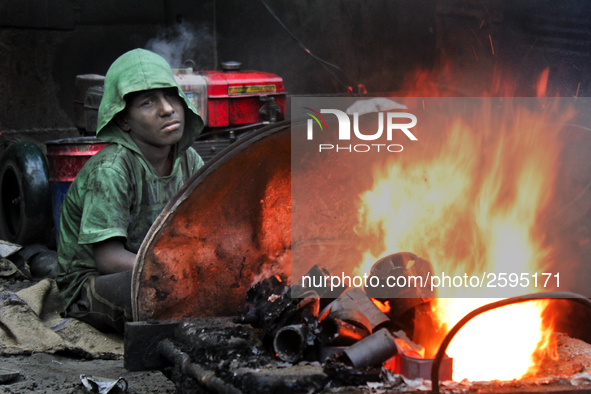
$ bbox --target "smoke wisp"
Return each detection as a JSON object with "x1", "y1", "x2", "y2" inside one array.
[{"x1": 145, "y1": 22, "x2": 215, "y2": 70}]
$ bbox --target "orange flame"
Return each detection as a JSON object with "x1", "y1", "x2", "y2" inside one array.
[
  {"x1": 371, "y1": 298, "x2": 391, "y2": 314},
  {"x1": 536, "y1": 68, "x2": 550, "y2": 97},
  {"x1": 353, "y1": 96, "x2": 575, "y2": 381},
  {"x1": 398, "y1": 62, "x2": 552, "y2": 98}
]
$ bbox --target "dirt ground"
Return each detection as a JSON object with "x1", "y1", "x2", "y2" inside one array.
[
  {"x1": 0, "y1": 353, "x2": 175, "y2": 393},
  {"x1": 0, "y1": 277, "x2": 176, "y2": 394}
]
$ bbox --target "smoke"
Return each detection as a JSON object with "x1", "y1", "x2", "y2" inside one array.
[{"x1": 145, "y1": 22, "x2": 215, "y2": 70}]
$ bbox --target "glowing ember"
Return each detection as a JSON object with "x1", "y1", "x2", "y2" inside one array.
[{"x1": 353, "y1": 97, "x2": 574, "y2": 381}]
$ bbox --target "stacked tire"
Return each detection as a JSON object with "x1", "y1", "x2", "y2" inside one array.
[{"x1": 0, "y1": 142, "x2": 52, "y2": 245}]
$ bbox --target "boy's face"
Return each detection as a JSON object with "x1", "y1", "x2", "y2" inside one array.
[{"x1": 117, "y1": 87, "x2": 185, "y2": 148}]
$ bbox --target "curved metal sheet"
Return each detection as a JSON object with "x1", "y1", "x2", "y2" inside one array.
[
  {"x1": 131, "y1": 114, "x2": 397, "y2": 321},
  {"x1": 132, "y1": 121, "x2": 292, "y2": 321}
]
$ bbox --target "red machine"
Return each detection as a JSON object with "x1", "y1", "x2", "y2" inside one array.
[{"x1": 173, "y1": 61, "x2": 286, "y2": 128}]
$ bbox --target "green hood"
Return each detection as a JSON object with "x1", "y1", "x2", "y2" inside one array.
[{"x1": 96, "y1": 48, "x2": 203, "y2": 155}]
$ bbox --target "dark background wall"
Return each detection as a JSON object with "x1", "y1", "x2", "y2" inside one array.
[{"x1": 1, "y1": 0, "x2": 590, "y2": 141}]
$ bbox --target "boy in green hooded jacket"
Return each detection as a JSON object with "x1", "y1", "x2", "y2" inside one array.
[{"x1": 56, "y1": 49, "x2": 204, "y2": 333}]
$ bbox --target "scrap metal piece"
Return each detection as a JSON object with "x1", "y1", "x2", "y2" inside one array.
[
  {"x1": 80, "y1": 374, "x2": 127, "y2": 394},
  {"x1": 297, "y1": 292, "x2": 320, "y2": 317},
  {"x1": 318, "y1": 316, "x2": 369, "y2": 346},
  {"x1": 329, "y1": 288, "x2": 390, "y2": 333},
  {"x1": 393, "y1": 330, "x2": 425, "y2": 357},
  {"x1": 400, "y1": 350, "x2": 452, "y2": 381},
  {"x1": 344, "y1": 328, "x2": 398, "y2": 369},
  {"x1": 326, "y1": 308, "x2": 372, "y2": 334}
]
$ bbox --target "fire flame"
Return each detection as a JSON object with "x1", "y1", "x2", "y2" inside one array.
[
  {"x1": 371, "y1": 298, "x2": 391, "y2": 314},
  {"x1": 353, "y1": 92, "x2": 574, "y2": 381}
]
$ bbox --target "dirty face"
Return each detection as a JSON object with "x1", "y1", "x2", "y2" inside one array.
[{"x1": 117, "y1": 87, "x2": 185, "y2": 148}]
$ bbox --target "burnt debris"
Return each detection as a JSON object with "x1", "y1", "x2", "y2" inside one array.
[
  {"x1": 125, "y1": 253, "x2": 455, "y2": 393},
  {"x1": 229, "y1": 257, "x2": 453, "y2": 385}
]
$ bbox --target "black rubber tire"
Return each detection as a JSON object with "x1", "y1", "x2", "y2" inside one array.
[{"x1": 0, "y1": 141, "x2": 52, "y2": 245}]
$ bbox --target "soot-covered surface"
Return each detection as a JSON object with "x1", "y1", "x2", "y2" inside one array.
[{"x1": 161, "y1": 317, "x2": 591, "y2": 394}]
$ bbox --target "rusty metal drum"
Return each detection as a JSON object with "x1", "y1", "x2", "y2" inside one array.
[{"x1": 132, "y1": 121, "x2": 292, "y2": 321}]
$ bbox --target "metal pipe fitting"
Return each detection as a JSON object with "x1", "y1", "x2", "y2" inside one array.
[
  {"x1": 273, "y1": 324, "x2": 309, "y2": 363},
  {"x1": 343, "y1": 328, "x2": 398, "y2": 368}
]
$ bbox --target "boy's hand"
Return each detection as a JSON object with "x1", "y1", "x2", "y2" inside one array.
[{"x1": 93, "y1": 238, "x2": 137, "y2": 274}]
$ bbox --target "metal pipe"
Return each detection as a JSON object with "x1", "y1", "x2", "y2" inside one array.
[
  {"x1": 157, "y1": 339, "x2": 243, "y2": 394},
  {"x1": 273, "y1": 324, "x2": 309, "y2": 363},
  {"x1": 344, "y1": 328, "x2": 398, "y2": 368},
  {"x1": 431, "y1": 292, "x2": 591, "y2": 394},
  {"x1": 319, "y1": 317, "x2": 369, "y2": 346}
]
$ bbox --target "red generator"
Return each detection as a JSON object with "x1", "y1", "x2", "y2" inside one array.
[{"x1": 173, "y1": 62, "x2": 286, "y2": 160}]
